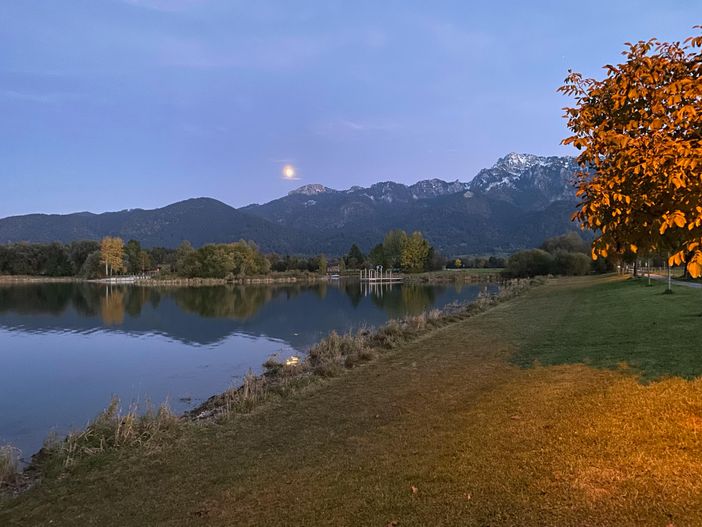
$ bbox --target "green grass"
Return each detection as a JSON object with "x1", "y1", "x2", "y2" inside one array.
[
  {"x1": 512, "y1": 276, "x2": 702, "y2": 380},
  {"x1": 2, "y1": 275, "x2": 702, "y2": 526}
]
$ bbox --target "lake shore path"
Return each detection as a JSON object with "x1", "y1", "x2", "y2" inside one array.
[
  {"x1": 2, "y1": 275, "x2": 702, "y2": 526},
  {"x1": 647, "y1": 272, "x2": 702, "y2": 289}
]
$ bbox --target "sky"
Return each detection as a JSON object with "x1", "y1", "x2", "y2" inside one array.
[{"x1": 1, "y1": 1, "x2": 701, "y2": 217}]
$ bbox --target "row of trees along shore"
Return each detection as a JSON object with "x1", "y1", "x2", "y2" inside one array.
[
  {"x1": 0, "y1": 229, "x2": 472, "y2": 279},
  {"x1": 0, "y1": 230, "x2": 644, "y2": 281},
  {"x1": 0, "y1": 239, "x2": 154, "y2": 279}
]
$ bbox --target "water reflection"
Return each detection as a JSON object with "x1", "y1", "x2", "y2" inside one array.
[
  {"x1": 0, "y1": 279, "x2": 496, "y2": 458},
  {"x1": 0, "y1": 281, "x2": 474, "y2": 346}
]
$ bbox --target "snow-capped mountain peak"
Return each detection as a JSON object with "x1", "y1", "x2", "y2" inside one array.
[
  {"x1": 468, "y1": 153, "x2": 578, "y2": 209},
  {"x1": 409, "y1": 179, "x2": 470, "y2": 199},
  {"x1": 495, "y1": 152, "x2": 543, "y2": 172},
  {"x1": 288, "y1": 184, "x2": 336, "y2": 196}
]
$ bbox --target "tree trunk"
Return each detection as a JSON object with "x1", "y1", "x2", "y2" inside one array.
[{"x1": 647, "y1": 259, "x2": 651, "y2": 286}]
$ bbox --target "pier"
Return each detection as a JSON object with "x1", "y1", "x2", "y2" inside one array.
[
  {"x1": 359, "y1": 267, "x2": 403, "y2": 283},
  {"x1": 93, "y1": 275, "x2": 152, "y2": 284}
]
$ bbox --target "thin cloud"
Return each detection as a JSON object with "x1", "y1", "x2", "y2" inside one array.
[
  {"x1": 0, "y1": 90, "x2": 83, "y2": 104},
  {"x1": 311, "y1": 118, "x2": 399, "y2": 136},
  {"x1": 154, "y1": 34, "x2": 332, "y2": 72},
  {"x1": 118, "y1": 0, "x2": 208, "y2": 12}
]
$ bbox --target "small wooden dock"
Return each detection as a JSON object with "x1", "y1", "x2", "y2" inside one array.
[
  {"x1": 359, "y1": 268, "x2": 403, "y2": 283},
  {"x1": 93, "y1": 275, "x2": 152, "y2": 284}
]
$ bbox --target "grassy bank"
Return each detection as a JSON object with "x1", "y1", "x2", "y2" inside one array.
[
  {"x1": 142, "y1": 270, "x2": 329, "y2": 286},
  {"x1": 2, "y1": 275, "x2": 702, "y2": 525},
  {"x1": 0, "y1": 276, "x2": 79, "y2": 283},
  {"x1": 0, "y1": 270, "x2": 329, "y2": 286},
  {"x1": 403, "y1": 268, "x2": 504, "y2": 283}
]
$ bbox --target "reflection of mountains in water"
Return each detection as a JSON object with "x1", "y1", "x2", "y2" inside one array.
[{"x1": 0, "y1": 282, "x2": 489, "y2": 349}]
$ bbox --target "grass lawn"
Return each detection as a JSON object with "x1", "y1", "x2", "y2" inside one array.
[
  {"x1": 512, "y1": 276, "x2": 702, "y2": 380},
  {"x1": 2, "y1": 275, "x2": 702, "y2": 526}
]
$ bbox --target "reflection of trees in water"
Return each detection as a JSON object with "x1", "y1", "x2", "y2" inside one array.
[
  {"x1": 100, "y1": 288, "x2": 125, "y2": 326},
  {"x1": 0, "y1": 282, "x2": 313, "y2": 324},
  {"x1": 0, "y1": 283, "x2": 162, "y2": 323},
  {"x1": 0, "y1": 284, "x2": 75, "y2": 315},
  {"x1": 172, "y1": 286, "x2": 273, "y2": 320},
  {"x1": 0, "y1": 281, "x2": 459, "y2": 327},
  {"x1": 70, "y1": 285, "x2": 102, "y2": 317},
  {"x1": 125, "y1": 287, "x2": 150, "y2": 317},
  {"x1": 94, "y1": 286, "x2": 162, "y2": 324},
  {"x1": 343, "y1": 283, "x2": 363, "y2": 308},
  {"x1": 368, "y1": 285, "x2": 440, "y2": 317},
  {"x1": 314, "y1": 283, "x2": 328, "y2": 300}
]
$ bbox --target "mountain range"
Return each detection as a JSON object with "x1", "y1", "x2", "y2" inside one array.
[{"x1": 0, "y1": 153, "x2": 582, "y2": 256}]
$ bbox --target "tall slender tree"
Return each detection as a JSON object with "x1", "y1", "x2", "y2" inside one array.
[{"x1": 100, "y1": 237, "x2": 125, "y2": 276}]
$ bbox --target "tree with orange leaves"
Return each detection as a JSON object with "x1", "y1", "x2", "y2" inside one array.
[{"x1": 560, "y1": 30, "x2": 702, "y2": 277}]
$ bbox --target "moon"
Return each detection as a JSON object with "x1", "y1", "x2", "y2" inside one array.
[{"x1": 282, "y1": 164, "x2": 296, "y2": 180}]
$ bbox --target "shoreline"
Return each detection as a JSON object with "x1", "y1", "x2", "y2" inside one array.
[
  {"x1": 0, "y1": 276, "x2": 80, "y2": 284},
  {"x1": 187, "y1": 279, "x2": 523, "y2": 420},
  {"x1": 0, "y1": 269, "x2": 502, "y2": 287},
  {"x1": 0, "y1": 272, "x2": 333, "y2": 286},
  {"x1": 0, "y1": 277, "x2": 536, "y2": 495}
]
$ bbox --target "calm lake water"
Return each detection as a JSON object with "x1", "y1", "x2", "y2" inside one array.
[{"x1": 0, "y1": 280, "x2": 494, "y2": 459}]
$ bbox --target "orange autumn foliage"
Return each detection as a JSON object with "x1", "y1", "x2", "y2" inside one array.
[{"x1": 560, "y1": 30, "x2": 702, "y2": 277}]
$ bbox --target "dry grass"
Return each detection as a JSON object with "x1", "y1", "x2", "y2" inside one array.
[
  {"x1": 430, "y1": 361, "x2": 702, "y2": 524},
  {"x1": 36, "y1": 397, "x2": 181, "y2": 477},
  {"x1": 0, "y1": 446, "x2": 20, "y2": 490}
]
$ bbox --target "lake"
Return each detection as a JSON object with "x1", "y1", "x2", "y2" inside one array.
[{"x1": 0, "y1": 280, "x2": 494, "y2": 459}]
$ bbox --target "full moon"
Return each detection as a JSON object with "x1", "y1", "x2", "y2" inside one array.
[{"x1": 282, "y1": 164, "x2": 296, "y2": 180}]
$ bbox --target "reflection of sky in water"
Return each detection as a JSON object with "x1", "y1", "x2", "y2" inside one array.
[{"x1": 0, "y1": 281, "x2": 494, "y2": 459}]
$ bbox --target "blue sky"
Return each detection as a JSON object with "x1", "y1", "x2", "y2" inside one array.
[{"x1": 1, "y1": 1, "x2": 701, "y2": 217}]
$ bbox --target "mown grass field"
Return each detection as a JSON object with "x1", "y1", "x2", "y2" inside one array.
[{"x1": 2, "y1": 275, "x2": 702, "y2": 526}]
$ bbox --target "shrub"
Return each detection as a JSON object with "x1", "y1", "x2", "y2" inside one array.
[
  {"x1": 504, "y1": 249, "x2": 555, "y2": 278},
  {"x1": 552, "y1": 251, "x2": 593, "y2": 276},
  {"x1": 541, "y1": 232, "x2": 589, "y2": 254}
]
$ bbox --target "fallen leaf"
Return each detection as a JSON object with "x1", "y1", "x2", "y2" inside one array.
[{"x1": 410, "y1": 485, "x2": 418, "y2": 495}]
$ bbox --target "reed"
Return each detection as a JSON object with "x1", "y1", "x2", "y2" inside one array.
[
  {"x1": 41, "y1": 397, "x2": 180, "y2": 471},
  {"x1": 0, "y1": 445, "x2": 20, "y2": 489}
]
